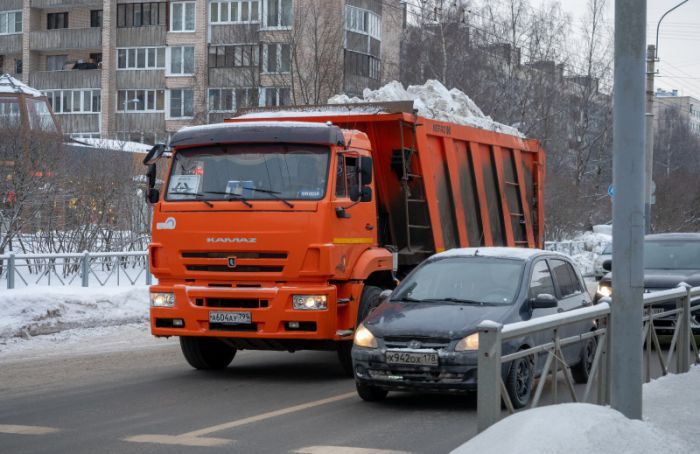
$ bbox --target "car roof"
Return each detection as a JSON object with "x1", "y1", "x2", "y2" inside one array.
[
  {"x1": 431, "y1": 247, "x2": 568, "y2": 261},
  {"x1": 646, "y1": 232, "x2": 700, "y2": 241}
]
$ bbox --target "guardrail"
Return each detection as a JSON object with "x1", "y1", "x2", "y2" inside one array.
[
  {"x1": 0, "y1": 251, "x2": 151, "y2": 289},
  {"x1": 476, "y1": 284, "x2": 700, "y2": 432}
]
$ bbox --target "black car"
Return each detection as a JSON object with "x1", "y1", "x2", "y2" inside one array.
[
  {"x1": 352, "y1": 247, "x2": 596, "y2": 407},
  {"x1": 596, "y1": 233, "x2": 700, "y2": 334}
]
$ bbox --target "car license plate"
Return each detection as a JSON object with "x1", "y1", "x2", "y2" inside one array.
[
  {"x1": 209, "y1": 311, "x2": 251, "y2": 324},
  {"x1": 385, "y1": 350, "x2": 438, "y2": 366}
]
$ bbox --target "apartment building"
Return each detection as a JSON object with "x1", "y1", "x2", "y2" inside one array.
[
  {"x1": 0, "y1": 0, "x2": 402, "y2": 143},
  {"x1": 654, "y1": 89, "x2": 700, "y2": 136}
]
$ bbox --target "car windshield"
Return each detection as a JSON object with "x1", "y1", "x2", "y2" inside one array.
[
  {"x1": 392, "y1": 257, "x2": 525, "y2": 305},
  {"x1": 165, "y1": 144, "x2": 330, "y2": 201},
  {"x1": 644, "y1": 240, "x2": 700, "y2": 270},
  {"x1": 602, "y1": 244, "x2": 612, "y2": 254}
]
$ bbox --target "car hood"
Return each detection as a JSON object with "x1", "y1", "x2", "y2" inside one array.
[
  {"x1": 362, "y1": 300, "x2": 514, "y2": 339},
  {"x1": 600, "y1": 269, "x2": 700, "y2": 289}
]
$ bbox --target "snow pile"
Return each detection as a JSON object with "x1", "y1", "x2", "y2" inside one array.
[
  {"x1": 0, "y1": 286, "x2": 149, "y2": 341},
  {"x1": 69, "y1": 138, "x2": 152, "y2": 154},
  {"x1": 452, "y1": 403, "x2": 692, "y2": 454},
  {"x1": 568, "y1": 231, "x2": 612, "y2": 276},
  {"x1": 0, "y1": 74, "x2": 43, "y2": 97},
  {"x1": 329, "y1": 80, "x2": 523, "y2": 137}
]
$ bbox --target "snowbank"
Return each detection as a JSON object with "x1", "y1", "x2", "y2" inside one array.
[
  {"x1": 327, "y1": 80, "x2": 523, "y2": 136},
  {"x1": 69, "y1": 138, "x2": 152, "y2": 154},
  {"x1": 569, "y1": 231, "x2": 612, "y2": 276},
  {"x1": 0, "y1": 286, "x2": 149, "y2": 340}
]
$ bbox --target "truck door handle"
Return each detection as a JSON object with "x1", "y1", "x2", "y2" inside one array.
[{"x1": 365, "y1": 224, "x2": 374, "y2": 230}]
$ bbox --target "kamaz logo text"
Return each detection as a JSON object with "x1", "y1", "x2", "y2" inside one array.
[{"x1": 206, "y1": 237, "x2": 257, "y2": 243}]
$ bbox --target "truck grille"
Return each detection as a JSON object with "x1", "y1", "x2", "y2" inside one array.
[
  {"x1": 206, "y1": 298, "x2": 269, "y2": 309},
  {"x1": 181, "y1": 251, "x2": 287, "y2": 274}
]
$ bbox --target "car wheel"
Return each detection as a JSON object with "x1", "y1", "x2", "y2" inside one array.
[
  {"x1": 180, "y1": 336, "x2": 236, "y2": 370},
  {"x1": 572, "y1": 337, "x2": 597, "y2": 384},
  {"x1": 356, "y1": 382, "x2": 388, "y2": 402},
  {"x1": 357, "y1": 285, "x2": 383, "y2": 324},
  {"x1": 505, "y1": 355, "x2": 534, "y2": 409}
]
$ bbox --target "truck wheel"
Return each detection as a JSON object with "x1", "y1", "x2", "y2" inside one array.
[
  {"x1": 356, "y1": 285, "x2": 383, "y2": 324},
  {"x1": 180, "y1": 337, "x2": 236, "y2": 370},
  {"x1": 504, "y1": 355, "x2": 534, "y2": 409},
  {"x1": 337, "y1": 341, "x2": 354, "y2": 377},
  {"x1": 572, "y1": 337, "x2": 597, "y2": 384},
  {"x1": 356, "y1": 382, "x2": 388, "y2": 402}
]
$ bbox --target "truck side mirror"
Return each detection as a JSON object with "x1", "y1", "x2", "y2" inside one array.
[
  {"x1": 602, "y1": 259, "x2": 612, "y2": 272},
  {"x1": 360, "y1": 186, "x2": 372, "y2": 202},
  {"x1": 359, "y1": 156, "x2": 373, "y2": 185},
  {"x1": 349, "y1": 185, "x2": 360, "y2": 202},
  {"x1": 147, "y1": 188, "x2": 160, "y2": 204},
  {"x1": 146, "y1": 163, "x2": 156, "y2": 190},
  {"x1": 143, "y1": 143, "x2": 166, "y2": 166}
]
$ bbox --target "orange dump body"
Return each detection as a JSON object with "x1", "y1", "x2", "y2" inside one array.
[{"x1": 148, "y1": 110, "x2": 544, "y2": 349}]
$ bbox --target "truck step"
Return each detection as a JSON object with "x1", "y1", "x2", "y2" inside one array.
[
  {"x1": 408, "y1": 224, "x2": 432, "y2": 230},
  {"x1": 407, "y1": 198, "x2": 427, "y2": 203}
]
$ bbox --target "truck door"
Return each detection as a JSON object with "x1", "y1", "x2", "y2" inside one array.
[{"x1": 332, "y1": 152, "x2": 377, "y2": 275}]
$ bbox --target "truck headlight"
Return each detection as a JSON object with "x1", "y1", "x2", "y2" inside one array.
[
  {"x1": 292, "y1": 295, "x2": 327, "y2": 310},
  {"x1": 150, "y1": 292, "x2": 175, "y2": 307},
  {"x1": 596, "y1": 284, "x2": 612, "y2": 298},
  {"x1": 354, "y1": 323, "x2": 378, "y2": 348},
  {"x1": 455, "y1": 333, "x2": 479, "y2": 352}
]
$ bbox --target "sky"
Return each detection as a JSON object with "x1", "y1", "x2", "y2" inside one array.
[{"x1": 562, "y1": 0, "x2": 700, "y2": 99}]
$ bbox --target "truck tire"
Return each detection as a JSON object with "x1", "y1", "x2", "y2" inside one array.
[
  {"x1": 356, "y1": 382, "x2": 388, "y2": 402},
  {"x1": 337, "y1": 285, "x2": 384, "y2": 377},
  {"x1": 180, "y1": 337, "x2": 236, "y2": 370}
]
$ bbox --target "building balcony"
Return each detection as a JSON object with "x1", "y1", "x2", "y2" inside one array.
[
  {"x1": 29, "y1": 27, "x2": 102, "y2": 52},
  {"x1": 30, "y1": 0, "x2": 102, "y2": 9},
  {"x1": 116, "y1": 26, "x2": 166, "y2": 47},
  {"x1": 0, "y1": 34, "x2": 22, "y2": 55},
  {"x1": 29, "y1": 69, "x2": 101, "y2": 90}
]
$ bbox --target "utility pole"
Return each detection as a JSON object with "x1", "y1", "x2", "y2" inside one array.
[
  {"x1": 644, "y1": 44, "x2": 655, "y2": 234},
  {"x1": 611, "y1": 0, "x2": 645, "y2": 420}
]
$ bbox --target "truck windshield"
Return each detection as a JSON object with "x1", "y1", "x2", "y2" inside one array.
[
  {"x1": 392, "y1": 257, "x2": 525, "y2": 305},
  {"x1": 165, "y1": 144, "x2": 330, "y2": 202}
]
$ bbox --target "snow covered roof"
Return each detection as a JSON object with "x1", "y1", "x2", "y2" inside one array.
[
  {"x1": 433, "y1": 247, "x2": 559, "y2": 261},
  {"x1": 69, "y1": 138, "x2": 152, "y2": 154},
  {"x1": 0, "y1": 74, "x2": 44, "y2": 97}
]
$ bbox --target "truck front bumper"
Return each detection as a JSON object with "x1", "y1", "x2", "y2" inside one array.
[{"x1": 149, "y1": 283, "x2": 346, "y2": 342}]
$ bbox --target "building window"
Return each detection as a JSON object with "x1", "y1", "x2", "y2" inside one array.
[
  {"x1": 47, "y1": 55, "x2": 68, "y2": 71},
  {"x1": 47, "y1": 12, "x2": 69, "y2": 30},
  {"x1": 118, "y1": 47, "x2": 166, "y2": 70},
  {"x1": 261, "y1": 87, "x2": 290, "y2": 106},
  {"x1": 117, "y1": 89, "x2": 165, "y2": 112},
  {"x1": 208, "y1": 45, "x2": 259, "y2": 68},
  {"x1": 208, "y1": 88, "x2": 236, "y2": 112},
  {"x1": 344, "y1": 50, "x2": 380, "y2": 80},
  {"x1": 210, "y1": 1, "x2": 260, "y2": 24},
  {"x1": 345, "y1": 5, "x2": 381, "y2": 40},
  {"x1": 171, "y1": 2, "x2": 196, "y2": 32},
  {"x1": 89, "y1": 53, "x2": 103, "y2": 65},
  {"x1": 117, "y1": 3, "x2": 167, "y2": 28},
  {"x1": 43, "y1": 89, "x2": 101, "y2": 114},
  {"x1": 262, "y1": 43, "x2": 291, "y2": 73},
  {"x1": 168, "y1": 89, "x2": 194, "y2": 118},
  {"x1": 0, "y1": 10, "x2": 22, "y2": 35},
  {"x1": 264, "y1": 0, "x2": 292, "y2": 28},
  {"x1": 90, "y1": 10, "x2": 103, "y2": 27},
  {"x1": 167, "y1": 46, "x2": 195, "y2": 75},
  {"x1": 236, "y1": 87, "x2": 259, "y2": 108},
  {"x1": 15, "y1": 59, "x2": 22, "y2": 74}
]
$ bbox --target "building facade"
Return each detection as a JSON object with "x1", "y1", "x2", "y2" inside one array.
[
  {"x1": 654, "y1": 89, "x2": 700, "y2": 136},
  {"x1": 0, "y1": 0, "x2": 402, "y2": 143}
]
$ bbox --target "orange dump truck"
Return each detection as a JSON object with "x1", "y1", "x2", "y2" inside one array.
[{"x1": 143, "y1": 102, "x2": 545, "y2": 372}]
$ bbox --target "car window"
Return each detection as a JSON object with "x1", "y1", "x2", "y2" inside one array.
[
  {"x1": 550, "y1": 259, "x2": 582, "y2": 297},
  {"x1": 529, "y1": 260, "x2": 556, "y2": 299}
]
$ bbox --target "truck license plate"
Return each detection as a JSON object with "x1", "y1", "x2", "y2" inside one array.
[
  {"x1": 385, "y1": 350, "x2": 438, "y2": 366},
  {"x1": 209, "y1": 311, "x2": 251, "y2": 325}
]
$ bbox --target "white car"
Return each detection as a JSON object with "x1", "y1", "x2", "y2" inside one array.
[{"x1": 593, "y1": 243, "x2": 612, "y2": 280}]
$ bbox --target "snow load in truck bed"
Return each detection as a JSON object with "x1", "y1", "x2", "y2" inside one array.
[{"x1": 237, "y1": 80, "x2": 523, "y2": 137}]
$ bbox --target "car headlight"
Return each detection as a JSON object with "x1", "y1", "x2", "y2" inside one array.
[
  {"x1": 292, "y1": 295, "x2": 327, "y2": 310},
  {"x1": 150, "y1": 292, "x2": 175, "y2": 307},
  {"x1": 354, "y1": 323, "x2": 378, "y2": 348},
  {"x1": 596, "y1": 284, "x2": 612, "y2": 298},
  {"x1": 455, "y1": 333, "x2": 479, "y2": 352}
]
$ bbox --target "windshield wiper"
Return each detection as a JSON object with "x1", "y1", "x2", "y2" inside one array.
[
  {"x1": 198, "y1": 191, "x2": 253, "y2": 208},
  {"x1": 431, "y1": 297, "x2": 485, "y2": 305},
  {"x1": 168, "y1": 191, "x2": 213, "y2": 207},
  {"x1": 244, "y1": 187, "x2": 294, "y2": 208}
]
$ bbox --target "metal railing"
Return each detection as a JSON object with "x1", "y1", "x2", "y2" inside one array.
[
  {"x1": 543, "y1": 240, "x2": 589, "y2": 256},
  {"x1": 476, "y1": 284, "x2": 700, "y2": 432},
  {"x1": 0, "y1": 251, "x2": 151, "y2": 289}
]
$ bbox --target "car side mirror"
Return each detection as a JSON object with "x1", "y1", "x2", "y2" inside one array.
[
  {"x1": 143, "y1": 143, "x2": 166, "y2": 166},
  {"x1": 359, "y1": 156, "x2": 373, "y2": 185},
  {"x1": 530, "y1": 293, "x2": 558, "y2": 309},
  {"x1": 146, "y1": 188, "x2": 160, "y2": 204},
  {"x1": 602, "y1": 259, "x2": 612, "y2": 272}
]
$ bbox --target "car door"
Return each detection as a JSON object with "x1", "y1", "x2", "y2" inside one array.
[
  {"x1": 527, "y1": 259, "x2": 559, "y2": 369},
  {"x1": 548, "y1": 258, "x2": 592, "y2": 363}
]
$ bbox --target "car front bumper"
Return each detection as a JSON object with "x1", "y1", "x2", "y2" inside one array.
[{"x1": 352, "y1": 347, "x2": 478, "y2": 393}]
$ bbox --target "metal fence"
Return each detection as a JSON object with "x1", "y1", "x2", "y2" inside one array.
[
  {"x1": 476, "y1": 284, "x2": 700, "y2": 432},
  {"x1": 0, "y1": 251, "x2": 151, "y2": 289},
  {"x1": 543, "y1": 241, "x2": 589, "y2": 256}
]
